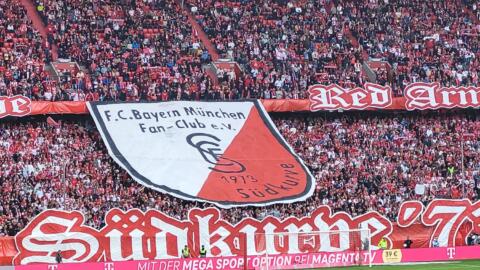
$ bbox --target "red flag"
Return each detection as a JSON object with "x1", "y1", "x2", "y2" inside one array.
[
  {"x1": 192, "y1": 26, "x2": 198, "y2": 38},
  {"x1": 46, "y1": 116, "x2": 60, "y2": 127}
]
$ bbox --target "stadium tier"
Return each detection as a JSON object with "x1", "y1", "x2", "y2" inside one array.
[
  {"x1": 3, "y1": 109, "x2": 477, "y2": 235},
  {"x1": 0, "y1": 0, "x2": 477, "y2": 101},
  {"x1": 0, "y1": 0, "x2": 479, "y2": 269}
]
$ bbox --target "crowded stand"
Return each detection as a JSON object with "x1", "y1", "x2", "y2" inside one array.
[
  {"x1": 348, "y1": 0, "x2": 480, "y2": 95},
  {"x1": 188, "y1": 0, "x2": 364, "y2": 99},
  {"x1": 33, "y1": 0, "x2": 214, "y2": 101},
  {"x1": 0, "y1": 0, "x2": 476, "y2": 101},
  {"x1": 0, "y1": 2, "x2": 479, "y2": 266},
  {"x1": 188, "y1": 0, "x2": 480, "y2": 97},
  {"x1": 464, "y1": 0, "x2": 479, "y2": 21},
  {"x1": 0, "y1": 0, "x2": 54, "y2": 99},
  {"x1": 1, "y1": 110, "x2": 479, "y2": 236}
]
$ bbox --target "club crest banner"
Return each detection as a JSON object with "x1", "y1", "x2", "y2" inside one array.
[{"x1": 87, "y1": 100, "x2": 314, "y2": 207}]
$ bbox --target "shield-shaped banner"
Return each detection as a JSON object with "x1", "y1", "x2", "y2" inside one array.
[{"x1": 87, "y1": 100, "x2": 314, "y2": 208}]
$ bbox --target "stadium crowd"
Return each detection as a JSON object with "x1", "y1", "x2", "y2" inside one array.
[
  {"x1": 188, "y1": 0, "x2": 480, "y2": 97},
  {"x1": 1, "y1": 0, "x2": 477, "y2": 101},
  {"x1": 0, "y1": 0, "x2": 479, "y2": 238},
  {"x1": 188, "y1": 0, "x2": 364, "y2": 98},
  {"x1": 0, "y1": 0, "x2": 54, "y2": 99},
  {"x1": 349, "y1": 0, "x2": 480, "y2": 94},
  {"x1": 32, "y1": 0, "x2": 216, "y2": 101},
  {"x1": 1, "y1": 111, "x2": 479, "y2": 236}
]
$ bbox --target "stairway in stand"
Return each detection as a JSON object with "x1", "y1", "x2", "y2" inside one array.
[
  {"x1": 20, "y1": 0, "x2": 58, "y2": 60},
  {"x1": 178, "y1": 1, "x2": 220, "y2": 61}
]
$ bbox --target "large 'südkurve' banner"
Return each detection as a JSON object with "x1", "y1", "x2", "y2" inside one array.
[
  {"x1": 87, "y1": 100, "x2": 315, "y2": 207},
  {"x1": 9, "y1": 199, "x2": 480, "y2": 265},
  {"x1": 1, "y1": 83, "x2": 480, "y2": 119}
]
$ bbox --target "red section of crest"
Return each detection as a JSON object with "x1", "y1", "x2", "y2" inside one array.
[{"x1": 196, "y1": 106, "x2": 311, "y2": 204}]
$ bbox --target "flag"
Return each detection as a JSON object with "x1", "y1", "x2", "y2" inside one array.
[
  {"x1": 87, "y1": 100, "x2": 315, "y2": 208},
  {"x1": 192, "y1": 26, "x2": 198, "y2": 38},
  {"x1": 46, "y1": 116, "x2": 60, "y2": 127}
]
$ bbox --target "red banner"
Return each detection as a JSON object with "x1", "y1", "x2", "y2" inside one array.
[
  {"x1": 308, "y1": 82, "x2": 480, "y2": 111},
  {"x1": 0, "y1": 95, "x2": 31, "y2": 118},
  {"x1": 308, "y1": 83, "x2": 393, "y2": 111},
  {"x1": 0, "y1": 199, "x2": 476, "y2": 266},
  {"x1": 0, "y1": 83, "x2": 478, "y2": 118},
  {"x1": 31, "y1": 101, "x2": 88, "y2": 115},
  {"x1": 404, "y1": 82, "x2": 480, "y2": 110}
]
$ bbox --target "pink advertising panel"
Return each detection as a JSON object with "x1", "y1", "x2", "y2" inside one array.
[{"x1": 13, "y1": 246, "x2": 480, "y2": 270}]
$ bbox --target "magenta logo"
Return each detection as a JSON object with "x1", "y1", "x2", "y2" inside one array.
[
  {"x1": 447, "y1": 247, "x2": 456, "y2": 259},
  {"x1": 104, "y1": 262, "x2": 115, "y2": 270}
]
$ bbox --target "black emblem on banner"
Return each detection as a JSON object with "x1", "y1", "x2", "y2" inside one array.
[{"x1": 186, "y1": 133, "x2": 246, "y2": 173}]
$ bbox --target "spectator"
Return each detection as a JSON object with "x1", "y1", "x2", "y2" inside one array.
[
  {"x1": 403, "y1": 237, "x2": 413, "y2": 248},
  {"x1": 362, "y1": 238, "x2": 370, "y2": 251},
  {"x1": 432, "y1": 237, "x2": 440, "y2": 247}
]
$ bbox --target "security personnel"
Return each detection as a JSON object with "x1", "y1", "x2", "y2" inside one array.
[
  {"x1": 378, "y1": 237, "x2": 388, "y2": 250},
  {"x1": 181, "y1": 245, "x2": 191, "y2": 258},
  {"x1": 199, "y1": 245, "x2": 207, "y2": 258}
]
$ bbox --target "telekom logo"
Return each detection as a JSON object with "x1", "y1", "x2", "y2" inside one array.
[
  {"x1": 47, "y1": 263, "x2": 115, "y2": 270},
  {"x1": 447, "y1": 247, "x2": 456, "y2": 259}
]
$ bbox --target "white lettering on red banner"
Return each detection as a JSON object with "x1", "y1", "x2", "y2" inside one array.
[
  {"x1": 404, "y1": 83, "x2": 480, "y2": 110},
  {"x1": 13, "y1": 199, "x2": 480, "y2": 265},
  {"x1": 0, "y1": 96, "x2": 31, "y2": 118},
  {"x1": 14, "y1": 206, "x2": 390, "y2": 265},
  {"x1": 308, "y1": 83, "x2": 480, "y2": 111},
  {"x1": 308, "y1": 83, "x2": 393, "y2": 111}
]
